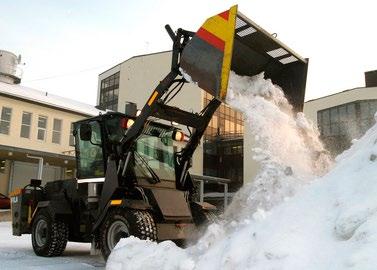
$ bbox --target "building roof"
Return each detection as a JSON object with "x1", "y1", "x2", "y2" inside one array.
[
  {"x1": 99, "y1": 50, "x2": 171, "y2": 76},
  {"x1": 0, "y1": 81, "x2": 103, "y2": 116},
  {"x1": 305, "y1": 86, "x2": 377, "y2": 103}
]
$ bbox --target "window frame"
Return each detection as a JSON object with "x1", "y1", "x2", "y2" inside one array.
[
  {"x1": 37, "y1": 115, "x2": 48, "y2": 141},
  {"x1": 52, "y1": 118, "x2": 62, "y2": 144},
  {"x1": 69, "y1": 122, "x2": 75, "y2": 147},
  {"x1": 0, "y1": 106, "x2": 12, "y2": 135},
  {"x1": 317, "y1": 99, "x2": 377, "y2": 156},
  {"x1": 99, "y1": 72, "x2": 120, "y2": 111},
  {"x1": 20, "y1": 111, "x2": 32, "y2": 139}
]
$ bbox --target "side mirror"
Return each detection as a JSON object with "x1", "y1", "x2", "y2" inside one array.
[{"x1": 80, "y1": 123, "x2": 92, "y2": 141}]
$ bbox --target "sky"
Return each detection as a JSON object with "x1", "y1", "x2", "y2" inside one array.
[{"x1": 1, "y1": 0, "x2": 376, "y2": 105}]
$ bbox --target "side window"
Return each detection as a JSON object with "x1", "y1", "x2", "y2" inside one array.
[
  {"x1": 37, "y1": 116, "x2": 47, "y2": 141},
  {"x1": 0, "y1": 107, "x2": 12, "y2": 135},
  {"x1": 77, "y1": 121, "x2": 104, "y2": 178},
  {"x1": 20, "y1": 112, "x2": 32, "y2": 138},
  {"x1": 69, "y1": 123, "x2": 75, "y2": 146},
  {"x1": 52, "y1": 118, "x2": 62, "y2": 144}
]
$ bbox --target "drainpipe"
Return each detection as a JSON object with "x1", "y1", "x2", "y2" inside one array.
[{"x1": 26, "y1": 155, "x2": 43, "y2": 180}]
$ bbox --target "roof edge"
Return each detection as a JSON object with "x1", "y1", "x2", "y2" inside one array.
[
  {"x1": 98, "y1": 50, "x2": 171, "y2": 76},
  {"x1": 305, "y1": 86, "x2": 377, "y2": 103},
  {"x1": 0, "y1": 92, "x2": 99, "y2": 117}
]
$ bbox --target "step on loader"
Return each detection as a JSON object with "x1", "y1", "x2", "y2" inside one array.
[{"x1": 10, "y1": 5, "x2": 308, "y2": 260}]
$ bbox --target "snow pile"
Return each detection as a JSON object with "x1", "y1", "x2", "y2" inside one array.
[
  {"x1": 224, "y1": 72, "x2": 331, "y2": 220},
  {"x1": 107, "y1": 72, "x2": 377, "y2": 270}
]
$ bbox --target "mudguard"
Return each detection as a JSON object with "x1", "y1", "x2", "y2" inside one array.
[
  {"x1": 192, "y1": 201, "x2": 217, "y2": 211},
  {"x1": 33, "y1": 200, "x2": 73, "y2": 219}
]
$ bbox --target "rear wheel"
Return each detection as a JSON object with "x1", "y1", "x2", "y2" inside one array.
[
  {"x1": 31, "y1": 208, "x2": 69, "y2": 257},
  {"x1": 99, "y1": 209, "x2": 157, "y2": 260}
]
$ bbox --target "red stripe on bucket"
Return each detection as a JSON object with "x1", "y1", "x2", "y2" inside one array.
[
  {"x1": 218, "y1": 10, "x2": 230, "y2": 21},
  {"x1": 196, "y1": 27, "x2": 225, "y2": 52}
]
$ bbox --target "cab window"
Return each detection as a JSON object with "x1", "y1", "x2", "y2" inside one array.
[{"x1": 77, "y1": 121, "x2": 104, "y2": 178}]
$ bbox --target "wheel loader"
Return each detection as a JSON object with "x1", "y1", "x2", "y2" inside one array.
[{"x1": 9, "y1": 5, "x2": 308, "y2": 259}]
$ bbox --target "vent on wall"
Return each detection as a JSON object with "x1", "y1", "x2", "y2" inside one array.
[{"x1": 365, "y1": 70, "x2": 377, "y2": 88}]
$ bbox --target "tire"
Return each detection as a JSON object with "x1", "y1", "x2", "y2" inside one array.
[
  {"x1": 31, "y1": 208, "x2": 69, "y2": 257},
  {"x1": 191, "y1": 204, "x2": 218, "y2": 227},
  {"x1": 99, "y1": 209, "x2": 157, "y2": 260}
]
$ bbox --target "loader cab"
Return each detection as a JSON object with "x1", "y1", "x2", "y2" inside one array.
[
  {"x1": 75, "y1": 119, "x2": 105, "y2": 179},
  {"x1": 73, "y1": 113, "x2": 123, "y2": 180},
  {"x1": 73, "y1": 112, "x2": 184, "y2": 183}
]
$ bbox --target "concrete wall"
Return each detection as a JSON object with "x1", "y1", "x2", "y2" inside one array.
[
  {"x1": 243, "y1": 124, "x2": 259, "y2": 183},
  {"x1": 117, "y1": 52, "x2": 203, "y2": 114},
  {"x1": 0, "y1": 95, "x2": 85, "y2": 155},
  {"x1": 304, "y1": 86, "x2": 377, "y2": 124}
]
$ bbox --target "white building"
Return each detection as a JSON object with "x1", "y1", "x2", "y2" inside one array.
[
  {"x1": 304, "y1": 70, "x2": 377, "y2": 156},
  {"x1": 0, "y1": 50, "x2": 102, "y2": 195}
]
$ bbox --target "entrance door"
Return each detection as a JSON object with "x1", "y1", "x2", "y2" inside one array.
[{"x1": 10, "y1": 161, "x2": 62, "y2": 191}]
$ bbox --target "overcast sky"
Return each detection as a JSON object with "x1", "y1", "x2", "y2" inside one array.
[{"x1": 1, "y1": 0, "x2": 376, "y2": 105}]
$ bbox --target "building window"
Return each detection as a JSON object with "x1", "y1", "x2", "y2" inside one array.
[
  {"x1": 99, "y1": 72, "x2": 119, "y2": 111},
  {"x1": 69, "y1": 123, "x2": 75, "y2": 146},
  {"x1": 203, "y1": 92, "x2": 244, "y2": 138},
  {"x1": 359, "y1": 100, "x2": 377, "y2": 134},
  {"x1": 203, "y1": 92, "x2": 244, "y2": 192},
  {"x1": 52, "y1": 119, "x2": 62, "y2": 144},
  {"x1": 317, "y1": 100, "x2": 377, "y2": 156},
  {"x1": 0, "y1": 107, "x2": 12, "y2": 135},
  {"x1": 20, "y1": 112, "x2": 32, "y2": 138},
  {"x1": 37, "y1": 116, "x2": 47, "y2": 141}
]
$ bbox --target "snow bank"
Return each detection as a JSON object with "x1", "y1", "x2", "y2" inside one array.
[{"x1": 107, "y1": 72, "x2": 377, "y2": 270}]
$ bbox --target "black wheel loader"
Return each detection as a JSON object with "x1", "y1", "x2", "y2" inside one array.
[{"x1": 9, "y1": 5, "x2": 308, "y2": 260}]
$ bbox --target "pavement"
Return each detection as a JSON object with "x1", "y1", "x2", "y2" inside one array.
[{"x1": 0, "y1": 222, "x2": 106, "y2": 269}]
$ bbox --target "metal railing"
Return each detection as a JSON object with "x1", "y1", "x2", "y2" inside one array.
[{"x1": 191, "y1": 174, "x2": 232, "y2": 208}]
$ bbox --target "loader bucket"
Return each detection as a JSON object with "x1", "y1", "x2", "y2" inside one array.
[{"x1": 180, "y1": 5, "x2": 308, "y2": 111}]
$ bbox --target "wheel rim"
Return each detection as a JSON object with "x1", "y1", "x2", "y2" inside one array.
[
  {"x1": 107, "y1": 220, "x2": 130, "y2": 250},
  {"x1": 35, "y1": 219, "x2": 48, "y2": 247}
]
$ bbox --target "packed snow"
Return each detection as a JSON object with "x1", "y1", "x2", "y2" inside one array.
[
  {"x1": 104, "y1": 71, "x2": 377, "y2": 270},
  {"x1": 0, "y1": 222, "x2": 105, "y2": 269}
]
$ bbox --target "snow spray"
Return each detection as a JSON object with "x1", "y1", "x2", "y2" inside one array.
[{"x1": 224, "y1": 71, "x2": 332, "y2": 221}]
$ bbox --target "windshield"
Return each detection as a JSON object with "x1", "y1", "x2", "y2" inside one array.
[
  {"x1": 103, "y1": 115, "x2": 178, "y2": 182},
  {"x1": 134, "y1": 126, "x2": 176, "y2": 182}
]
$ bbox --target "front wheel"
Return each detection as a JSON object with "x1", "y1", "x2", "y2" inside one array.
[
  {"x1": 99, "y1": 209, "x2": 157, "y2": 260},
  {"x1": 31, "y1": 208, "x2": 69, "y2": 257},
  {"x1": 191, "y1": 203, "x2": 218, "y2": 227}
]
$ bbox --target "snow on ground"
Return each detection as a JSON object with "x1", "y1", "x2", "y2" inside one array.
[
  {"x1": 107, "y1": 72, "x2": 377, "y2": 270},
  {"x1": 0, "y1": 222, "x2": 105, "y2": 269}
]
